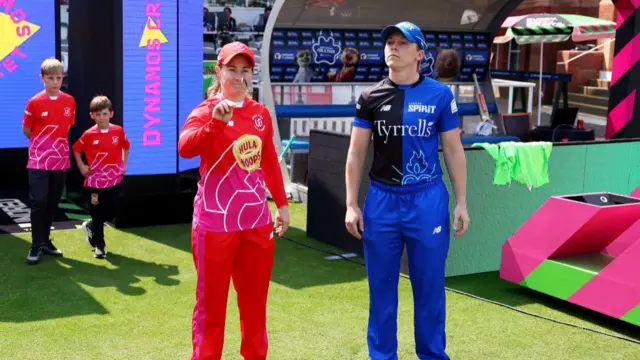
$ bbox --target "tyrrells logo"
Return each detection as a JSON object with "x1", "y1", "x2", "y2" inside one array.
[{"x1": 374, "y1": 119, "x2": 434, "y2": 144}]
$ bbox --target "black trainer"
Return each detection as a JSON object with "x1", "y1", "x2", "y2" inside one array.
[
  {"x1": 41, "y1": 240, "x2": 63, "y2": 257},
  {"x1": 26, "y1": 247, "x2": 42, "y2": 265}
]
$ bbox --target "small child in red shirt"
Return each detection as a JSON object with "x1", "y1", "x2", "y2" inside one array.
[{"x1": 72, "y1": 96, "x2": 130, "y2": 259}]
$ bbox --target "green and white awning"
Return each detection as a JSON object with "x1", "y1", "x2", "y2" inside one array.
[{"x1": 494, "y1": 14, "x2": 616, "y2": 45}]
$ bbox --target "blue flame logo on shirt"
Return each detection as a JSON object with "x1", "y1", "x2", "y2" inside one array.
[
  {"x1": 419, "y1": 52, "x2": 435, "y2": 76},
  {"x1": 400, "y1": 151, "x2": 437, "y2": 185},
  {"x1": 311, "y1": 34, "x2": 341, "y2": 65}
]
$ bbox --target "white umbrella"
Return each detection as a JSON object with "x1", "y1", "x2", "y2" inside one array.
[{"x1": 494, "y1": 14, "x2": 616, "y2": 126}]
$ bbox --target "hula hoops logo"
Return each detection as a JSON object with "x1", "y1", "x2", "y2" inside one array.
[{"x1": 233, "y1": 135, "x2": 262, "y2": 172}]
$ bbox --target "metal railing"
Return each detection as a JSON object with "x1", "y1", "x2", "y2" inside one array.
[
  {"x1": 557, "y1": 39, "x2": 615, "y2": 66},
  {"x1": 491, "y1": 78, "x2": 535, "y2": 114},
  {"x1": 266, "y1": 80, "x2": 536, "y2": 138}
]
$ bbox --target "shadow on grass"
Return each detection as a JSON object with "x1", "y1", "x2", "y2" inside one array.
[
  {"x1": 57, "y1": 253, "x2": 181, "y2": 295},
  {"x1": 119, "y1": 223, "x2": 192, "y2": 254},
  {"x1": 445, "y1": 271, "x2": 640, "y2": 341},
  {"x1": 270, "y1": 227, "x2": 368, "y2": 290},
  {"x1": 121, "y1": 224, "x2": 368, "y2": 290},
  {"x1": 0, "y1": 234, "x2": 180, "y2": 323}
]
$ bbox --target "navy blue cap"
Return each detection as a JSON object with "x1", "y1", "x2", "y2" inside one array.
[{"x1": 381, "y1": 21, "x2": 427, "y2": 50}]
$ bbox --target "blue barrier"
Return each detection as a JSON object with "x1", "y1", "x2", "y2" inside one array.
[
  {"x1": 278, "y1": 102, "x2": 505, "y2": 152},
  {"x1": 491, "y1": 69, "x2": 572, "y2": 82},
  {"x1": 461, "y1": 135, "x2": 520, "y2": 145},
  {"x1": 275, "y1": 102, "x2": 498, "y2": 119},
  {"x1": 281, "y1": 135, "x2": 520, "y2": 152},
  {"x1": 281, "y1": 139, "x2": 311, "y2": 151},
  {"x1": 276, "y1": 105, "x2": 355, "y2": 118}
]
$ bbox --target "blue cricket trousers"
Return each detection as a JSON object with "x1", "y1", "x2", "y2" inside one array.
[{"x1": 362, "y1": 179, "x2": 450, "y2": 360}]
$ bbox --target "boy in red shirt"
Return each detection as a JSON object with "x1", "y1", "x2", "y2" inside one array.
[
  {"x1": 23, "y1": 58, "x2": 76, "y2": 265},
  {"x1": 72, "y1": 96, "x2": 130, "y2": 259}
]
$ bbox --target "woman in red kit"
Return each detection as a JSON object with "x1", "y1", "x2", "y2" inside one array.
[{"x1": 178, "y1": 42, "x2": 290, "y2": 360}]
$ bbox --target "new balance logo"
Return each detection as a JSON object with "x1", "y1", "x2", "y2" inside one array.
[{"x1": 381, "y1": 105, "x2": 391, "y2": 111}]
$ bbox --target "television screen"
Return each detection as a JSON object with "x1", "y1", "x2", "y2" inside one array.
[
  {"x1": 121, "y1": 0, "x2": 202, "y2": 175},
  {"x1": 0, "y1": 0, "x2": 56, "y2": 150}
]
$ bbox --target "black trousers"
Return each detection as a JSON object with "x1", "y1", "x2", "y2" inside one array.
[
  {"x1": 28, "y1": 169, "x2": 66, "y2": 248},
  {"x1": 87, "y1": 184, "x2": 121, "y2": 247}
]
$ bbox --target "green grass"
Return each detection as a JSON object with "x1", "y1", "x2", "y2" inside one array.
[{"x1": 0, "y1": 203, "x2": 638, "y2": 359}]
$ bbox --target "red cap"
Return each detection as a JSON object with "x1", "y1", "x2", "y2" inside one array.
[{"x1": 217, "y1": 42, "x2": 255, "y2": 67}]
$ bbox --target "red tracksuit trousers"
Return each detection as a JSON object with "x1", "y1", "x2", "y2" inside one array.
[{"x1": 191, "y1": 224, "x2": 275, "y2": 360}]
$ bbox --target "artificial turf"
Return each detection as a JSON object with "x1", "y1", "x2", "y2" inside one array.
[{"x1": 0, "y1": 203, "x2": 638, "y2": 359}]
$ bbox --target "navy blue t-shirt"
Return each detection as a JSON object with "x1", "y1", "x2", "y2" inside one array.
[{"x1": 352, "y1": 75, "x2": 460, "y2": 186}]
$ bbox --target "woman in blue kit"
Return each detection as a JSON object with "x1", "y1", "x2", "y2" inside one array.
[{"x1": 344, "y1": 21, "x2": 470, "y2": 360}]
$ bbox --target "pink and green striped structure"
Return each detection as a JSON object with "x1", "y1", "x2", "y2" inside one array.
[
  {"x1": 500, "y1": 193, "x2": 640, "y2": 326},
  {"x1": 494, "y1": 14, "x2": 616, "y2": 45}
]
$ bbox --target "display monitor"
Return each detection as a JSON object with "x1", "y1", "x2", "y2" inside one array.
[
  {"x1": 0, "y1": 0, "x2": 56, "y2": 150},
  {"x1": 122, "y1": 0, "x2": 202, "y2": 175}
]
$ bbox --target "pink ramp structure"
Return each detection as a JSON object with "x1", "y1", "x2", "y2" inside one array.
[{"x1": 500, "y1": 192, "x2": 640, "y2": 326}]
